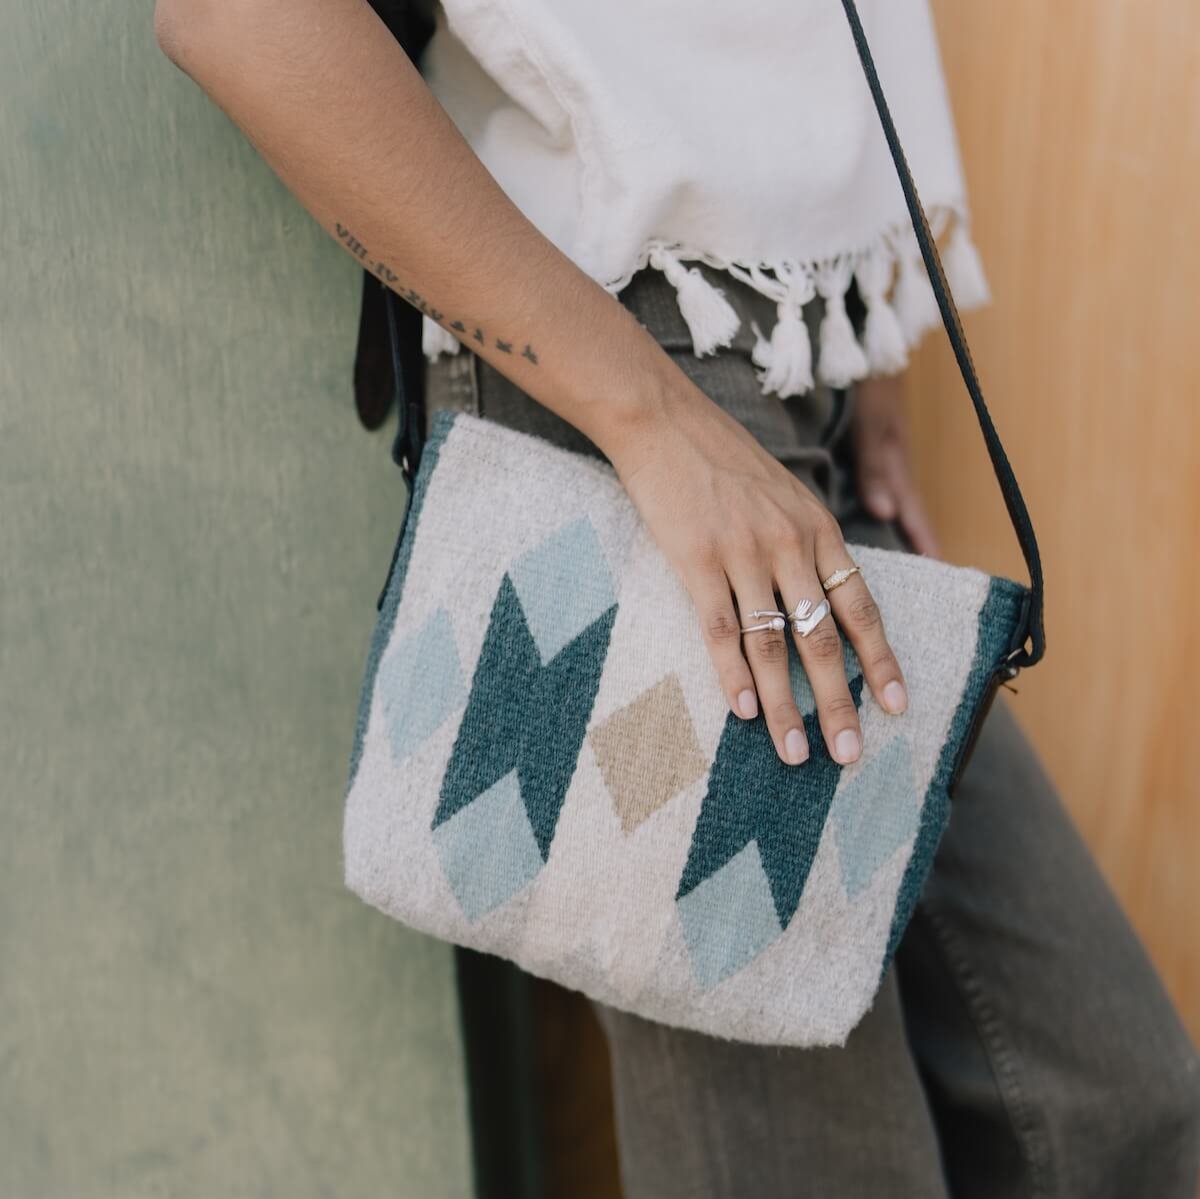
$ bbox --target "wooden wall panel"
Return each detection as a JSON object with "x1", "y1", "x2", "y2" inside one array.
[{"x1": 912, "y1": 1, "x2": 1200, "y2": 1039}]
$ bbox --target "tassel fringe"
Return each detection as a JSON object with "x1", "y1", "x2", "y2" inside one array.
[
  {"x1": 649, "y1": 248, "x2": 740, "y2": 356},
  {"x1": 944, "y1": 221, "x2": 991, "y2": 308},
  {"x1": 755, "y1": 302, "x2": 814, "y2": 398},
  {"x1": 422, "y1": 315, "x2": 461, "y2": 360},
  {"x1": 414, "y1": 215, "x2": 992, "y2": 401},
  {"x1": 892, "y1": 234, "x2": 941, "y2": 346},
  {"x1": 864, "y1": 303, "x2": 909, "y2": 375},
  {"x1": 855, "y1": 247, "x2": 909, "y2": 375},
  {"x1": 750, "y1": 320, "x2": 774, "y2": 369},
  {"x1": 749, "y1": 265, "x2": 816, "y2": 399},
  {"x1": 814, "y1": 260, "x2": 869, "y2": 388}
]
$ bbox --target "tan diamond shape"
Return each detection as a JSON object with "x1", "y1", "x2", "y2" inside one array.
[{"x1": 588, "y1": 673, "x2": 708, "y2": 834}]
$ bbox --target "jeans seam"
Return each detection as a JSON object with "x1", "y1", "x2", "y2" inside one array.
[{"x1": 920, "y1": 897, "x2": 1054, "y2": 1199}]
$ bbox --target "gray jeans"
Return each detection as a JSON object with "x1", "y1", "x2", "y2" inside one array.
[{"x1": 424, "y1": 265, "x2": 1200, "y2": 1198}]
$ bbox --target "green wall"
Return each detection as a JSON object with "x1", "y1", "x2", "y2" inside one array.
[{"x1": 0, "y1": 3, "x2": 472, "y2": 1196}]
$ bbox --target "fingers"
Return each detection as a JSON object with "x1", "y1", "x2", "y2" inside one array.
[
  {"x1": 774, "y1": 549, "x2": 863, "y2": 766},
  {"x1": 853, "y1": 384, "x2": 901, "y2": 523},
  {"x1": 814, "y1": 524, "x2": 909, "y2": 719},
  {"x1": 857, "y1": 458, "x2": 898, "y2": 522},
  {"x1": 686, "y1": 550, "x2": 760, "y2": 722},
  {"x1": 863, "y1": 470, "x2": 940, "y2": 557},
  {"x1": 684, "y1": 508, "x2": 906, "y2": 772},
  {"x1": 727, "y1": 559, "x2": 809, "y2": 766},
  {"x1": 896, "y1": 488, "x2": 940, "y2": 559},
  {"x1": 854, "y1": 409, "x2": 940, "y2": 557}
]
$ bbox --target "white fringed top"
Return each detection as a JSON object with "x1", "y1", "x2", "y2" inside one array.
[{"x1": 418, "y1": 0, "x2": 990, "y2": 397}]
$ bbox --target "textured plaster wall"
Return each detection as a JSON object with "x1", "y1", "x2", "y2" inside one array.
[{"x1": 0, "y1": 3, "x2": 472, "y2": 1196}]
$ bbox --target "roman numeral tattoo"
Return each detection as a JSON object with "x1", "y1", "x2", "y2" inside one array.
[{"x1": 334, "y1": 222, "x2": 540, "y2": 368}]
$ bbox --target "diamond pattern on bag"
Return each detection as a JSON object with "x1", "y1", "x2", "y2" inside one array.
[
  {"x1": 672, "y1": 640, "x2": 867, "y2": 988},
  {"x1": 509, "y1": 516, "x2": 617, "y2": 665},
  {"x1": 432, "y1": 520, "x2": 618, "y2": 914},
  {"x1": 432, "y1": 769, "x2": 544, "y2": 922},
  {"x1": 378, "y1": 606, "x2": 466, "y2": 764},
  {"x1": 677, "y1": 841, "x2": 783, "y2": 990},
  {"x1": 830, "y1": 735, "x2": 920, "y2": 897},
  {"x1": 677, "y1": 672, "x2": 863, "y2": 930},
  {"x1": 588, "y1": 673, "x2": 708, "y2": 834}
]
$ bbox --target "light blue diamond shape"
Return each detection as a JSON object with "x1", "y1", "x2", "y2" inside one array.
[
  {"x1": 677, "y1": 841, "x2": 784, "y2": 990},
  {"x1": 379, "y1": 607, "x2": 466, "y2": 765},
  {"x1": 509, "y1": 517, "x2": 617, "y2": 664},
  {"x1": 831, "y1": 735, "x2": 920, "y2": 898},
  {"x1": 432, "y1": 769, "x2": 544, "y2": 922}
]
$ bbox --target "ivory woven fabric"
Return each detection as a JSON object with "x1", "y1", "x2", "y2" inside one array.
[
  {"x1": 418, "y1": 0, "x2": 992, "y2": 394},
  {"x1": 343, "y1": 411, "x2": 1025, "y2": 1046}
]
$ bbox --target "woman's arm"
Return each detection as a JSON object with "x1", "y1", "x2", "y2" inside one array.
[
  {"x1": 154, "y1": 0, "x2": 908, "y2": 767},
  {"x1": 154, "y1": 0, "x2": 664, "y2": 459}
]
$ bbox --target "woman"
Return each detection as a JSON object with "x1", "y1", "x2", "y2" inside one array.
[{"x1": 154, "y1": 0, "x2": 1200, "y2": 1193}]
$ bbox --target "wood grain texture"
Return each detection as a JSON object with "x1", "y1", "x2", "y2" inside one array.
[
  {"x1": 539, "y1": 10, "x2": 1200, "y2": 1190},
  {"x1": 912, "y1": 0, "x2": 1200, "y2": 1040}
]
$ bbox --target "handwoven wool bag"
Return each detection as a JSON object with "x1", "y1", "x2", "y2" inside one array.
[{"x1": 342, "y1": 0, "x2": 1045, "y2": 1047}]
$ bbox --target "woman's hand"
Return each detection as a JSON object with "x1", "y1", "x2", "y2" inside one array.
[
  {"x1": 154, "y1": 0, "x2": 903, "y2": 771},
  {"x1": 852, "y1": 373, "x2": 940, "y2": 558},
  {"x1": 606, "y1": 384, "x2": 909, "y2": 769}
]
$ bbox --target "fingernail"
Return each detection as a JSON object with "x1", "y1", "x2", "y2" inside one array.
[
  {"x1": 882, "y1": 680, "x2": 908, "y2": 715},
  {"x1": 834, "y1": 729, "x2": 861, "y2": 764},
  {"x1": 785, "y1": 728, "x2": 808, "y2": 765},
  {"x1": 737, "y1": 689, "x2": 758, "y2": 719},
  {"x1": 868, "y1": 489, "x2": 895, "y2": 518}
]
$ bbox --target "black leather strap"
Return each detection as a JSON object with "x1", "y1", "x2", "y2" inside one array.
[
  {"x1": 383, "y1": 0, "x2": 1045, "y2": 669},
  {"x1": 384, "y1": 282, "x2": 426, "y2": 480},
  {"x1": 840, "y1": 0, "x2": 1044, "y2": 667}
]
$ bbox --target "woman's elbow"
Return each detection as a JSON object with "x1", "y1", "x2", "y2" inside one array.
[
  {"x1": 153, "y1": 0, "x2": 263, "y2": 72},
  {"x1": 154, "y1": 0, "x2": 202, "y2": 68}
]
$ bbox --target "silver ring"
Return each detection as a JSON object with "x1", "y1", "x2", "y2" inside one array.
[
  {"x1": 739, "y1": 608, "x2": 787, "y2": 635},
  {"x1": 788, "y1": 597, "x2": 832, "y2": 638}
]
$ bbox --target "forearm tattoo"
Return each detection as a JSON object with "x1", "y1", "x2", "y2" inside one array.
[{"x1": 335, "y1": 222, "x2": 540, "y2": 365}]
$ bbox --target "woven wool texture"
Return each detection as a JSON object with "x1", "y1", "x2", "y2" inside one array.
[{"x1": 344, "y1": 411, "x2": 1025, "y2": 1046}]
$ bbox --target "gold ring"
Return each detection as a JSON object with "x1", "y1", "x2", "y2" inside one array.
[{"x1": 821, "y1": 565, "x2": 862, "y2": 593}]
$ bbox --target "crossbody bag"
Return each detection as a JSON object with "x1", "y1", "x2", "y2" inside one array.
[{"x1": 341, "y1": 0, "x2": 1044, "y2": 1046}]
